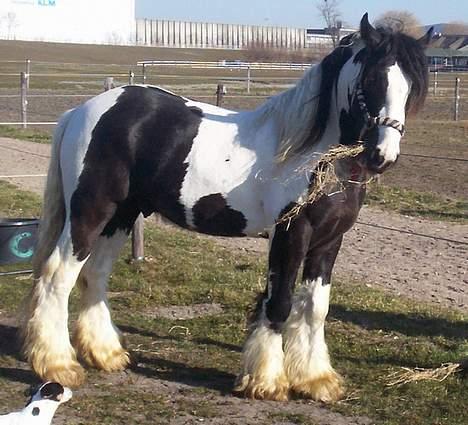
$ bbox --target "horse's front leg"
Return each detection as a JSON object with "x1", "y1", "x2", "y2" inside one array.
[
  {"x1": 283, "y1": 235, "x2": 345, "y2": 402},
  {"x1": 234, "y1": 215, "x2": 312, "y2": 401}
]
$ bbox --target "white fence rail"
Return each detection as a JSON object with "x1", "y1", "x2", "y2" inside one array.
[{"x1": 137, "y1": 60, "x2": 311, "y2": 71}]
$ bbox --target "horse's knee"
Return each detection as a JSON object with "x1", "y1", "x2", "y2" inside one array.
[{"x1": 265, "y1": 297, "x2": 292, "y2": 331}]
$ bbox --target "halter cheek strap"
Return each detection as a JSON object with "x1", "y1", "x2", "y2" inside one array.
[{"x1": 355, "y1": 83, "x2": 406, "y2": 137}]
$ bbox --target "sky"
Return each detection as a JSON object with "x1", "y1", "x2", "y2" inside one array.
[{"x1": 136, "y1": 0, "x2": 466, "y2": 29}]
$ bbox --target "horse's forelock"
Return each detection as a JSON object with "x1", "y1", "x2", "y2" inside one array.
[{"x1": 355, "y1": 29, "x2": 429, "y2": 113}]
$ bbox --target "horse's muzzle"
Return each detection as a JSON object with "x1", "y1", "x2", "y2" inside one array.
[{"x1": 364, "y1": 148, "x2": 399, "y2": 174}]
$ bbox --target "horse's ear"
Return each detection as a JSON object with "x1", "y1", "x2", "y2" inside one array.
[
  {"x1": 360, "y1": 13, "x2": 381, "y2": 47},
  {"x1": 418, "y1": 26, "x2": 434, "y2": 48}
]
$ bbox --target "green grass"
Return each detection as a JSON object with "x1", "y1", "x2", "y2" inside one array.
[
  {"x1": 0, "y1": 125, "x2": 51, "y2": 144},
  {"x1": 366, "y1": 183, "x2": 468, "y2": 223},
  {"x1": 0, "y1": 184, "x2": 466, "y2": 424},
  {"x1": 0, "y1": 180, "x2": 42, "y2": 217}
]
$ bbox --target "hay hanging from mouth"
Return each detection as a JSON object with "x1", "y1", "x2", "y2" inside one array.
[
  {"x1": 277, "y1": 143, "x2": 365, "y2": 226},
  {"x1": 385, "y1": 362, "x2": 465, "y2": 387}
]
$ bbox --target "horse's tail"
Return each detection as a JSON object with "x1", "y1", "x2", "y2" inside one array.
[{"x1": 32, "y1": 109, "x2": 73, "y2": 278}]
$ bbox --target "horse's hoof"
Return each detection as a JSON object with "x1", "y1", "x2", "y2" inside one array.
[
  {"x1": 78, "y1": 345, "x2": 131, "y2": 372},
  {"x1": 36, "y1": 361, "x2": 87, "y2": 388},
  {"x1": 73, "y1": 328, "x2": 131, "y2": 372},
  {"x1": 233, "y1": 373, "x2": 289, "y2": 401},
  {"x1": 290, "y1": 370, "x2": 345, "y2": 403}
]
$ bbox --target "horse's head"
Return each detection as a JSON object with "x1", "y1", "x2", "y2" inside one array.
[{"x1": 334, "y1": 14, "x2": 432, "y2": 173}]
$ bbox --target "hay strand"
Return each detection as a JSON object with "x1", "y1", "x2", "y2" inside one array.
[
  {"x1": 386, "y1": 363, "x2": 463, "y2": 387},
  {"x1": 277, "y1": 144, "x2": 365, "y2": 226}
]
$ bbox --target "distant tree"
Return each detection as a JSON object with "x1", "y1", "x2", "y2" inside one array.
[
  {"x1": 443, "y1": 21, "x2": 468, "y2": 35},
  {"x1": 374, "y1": 10, "x2": 424, "y2": 37},
  {"x1": 316, "y1": 0, "x2": 342, "y2": 47}
]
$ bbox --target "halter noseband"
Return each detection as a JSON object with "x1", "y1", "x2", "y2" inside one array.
[{"x1": 355, "y1": 83, "x2": 405, "y2": 137}]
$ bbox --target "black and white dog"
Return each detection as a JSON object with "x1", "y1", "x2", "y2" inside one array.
[{"x1": 0, "y1": 382, "x2": 72, "y2": 425}]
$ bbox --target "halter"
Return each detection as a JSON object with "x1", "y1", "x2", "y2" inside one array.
[{"x1": 355, "y1": 82, "x2": 405, "y2": 137}]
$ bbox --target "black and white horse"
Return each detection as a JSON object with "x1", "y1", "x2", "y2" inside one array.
[{"x1": 20, "y1": 15, "x2": 431, "y2": 402}]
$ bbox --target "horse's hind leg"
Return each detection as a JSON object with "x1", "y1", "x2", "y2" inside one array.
[
  {"x1": 20, "y1": 220, "x2": 87, "y2": 387},
  {"x1": 73, "y1": 229, "x2": 131, "y2": 372},
  {"x1": 283, "y1": 236, "x2": 344, "y2": 402}
]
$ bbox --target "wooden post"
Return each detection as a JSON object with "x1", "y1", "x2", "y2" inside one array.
[
  {"x1": 433, "y1": 71, "x2": 438, "y2": 96},
  {"x1": 129, "y1": 70, "x2": 135, "y2": 85},
  {"x1": 216, "y1": 84, "x2": 226, "y2": 106},
  {"x1": 132, "y1": 214, "x2": 145, "y2": 261},
  {"x1": 20, "y1": 72, "x2": 28, "y2": 129},
  {"x1": 453, "y1": 77, "x2": 460, "y2": 121},
  {"x1": 103, "y1": 77, "x2": 114, "y2": 91},
  {"x1": 246, "y1": 66, "x2": 251, "y2": 93}
]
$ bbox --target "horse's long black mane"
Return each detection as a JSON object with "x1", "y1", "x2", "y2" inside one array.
[{"x1": 308, "y1": 28, "x2": 428, "y2": 146}]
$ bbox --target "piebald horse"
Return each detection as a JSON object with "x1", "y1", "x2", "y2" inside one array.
[{"x1": 20, "y1": 15, "x2": 432, "y2": 402}]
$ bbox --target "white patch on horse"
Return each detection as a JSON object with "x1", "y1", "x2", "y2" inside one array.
[
  {"x1": 234, "y1": 322, "x2": 288, "y2": 400},
  {"x1": 376, "y1": 63, "x2": 411, "y2": 165},
  {"x1": 283, "y1": 277, "x2": 343, "y2": 402},
  {"x1": 180, "y1": 99, "x2": 319, "y2": 235},
  {"x1": 74, "y1": 230, "x2": 130, "y2": 371}
]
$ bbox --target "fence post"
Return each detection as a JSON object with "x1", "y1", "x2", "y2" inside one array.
[
  {"x1": 132, "y1": 214, "x2": 145, "y2": 261},
  {"x1": 433, "y1": 71, "x2": 438, "y2": 96},
  {"x1": 129, "y1": 70, "x2": 135, "y2": 85},
  {"x1": 453, "y1": 77, "x2": 460, "y2": 121},
  {"x1": 246, "y1": 66, "x2": 251, "y2": 93},
  {"x1": 142, "y1": 63, "x2": 146, "y2": 84},
  {"x1": 20, "y1": 71, "x2": 28, "y2": 129},
  {"x1": 25, "y1": 59, "x2": 31, "y2": 89},
  {"x1": 216, "y1": 84, "x2": 226, "y2": 106},
  {"x1": 103, "y1": 77, "x2": 114, "y2": 91}
]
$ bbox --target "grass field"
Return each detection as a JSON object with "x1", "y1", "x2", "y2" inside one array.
[{"x1": 0, "y1": 182, "x2": 467, "y2": 425}]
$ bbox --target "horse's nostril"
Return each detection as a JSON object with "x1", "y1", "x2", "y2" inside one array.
[{"x1": 370, "y1": 149, "x2": 385, "y2": 166}]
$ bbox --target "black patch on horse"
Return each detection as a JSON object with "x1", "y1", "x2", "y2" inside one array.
[
  {"x1": 32, "y1": 407, "x2": 40, "y2": 416},
  {"x1": 192, "y1": 193, "x2": 247, "y2": 236},
  {"x1": 71, "y1": 86, "x2": 203, "y2": 260}
]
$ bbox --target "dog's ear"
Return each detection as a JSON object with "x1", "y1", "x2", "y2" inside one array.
[{"x1": 40, "y1": 382, "x2": 64, "y2": 401}]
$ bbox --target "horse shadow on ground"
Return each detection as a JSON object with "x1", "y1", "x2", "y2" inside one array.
[
  {"x1": 121, "y1": 307, "x2": 468, "y2": 392},
  {"x1": 0, "y1": 323, "x2": 39, "y2": 386},
  {"x1": 329, "y1": 304, "x2": 468, "y2": 340},
  {"x1": 120, "y1": 324, "x2": 238, "y2": 394},
  {"x1": 130, "y1": 356, "x2": 235, "y2": 394}
]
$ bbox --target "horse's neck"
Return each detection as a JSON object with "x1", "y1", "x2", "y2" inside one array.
[{"x1": 253, "y1": 65, "x2": 323, "y2": 152}]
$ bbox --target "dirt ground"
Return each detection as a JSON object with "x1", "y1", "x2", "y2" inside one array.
[{"x1": 0, "y1": 137, "x2": 466, "y2": 311}]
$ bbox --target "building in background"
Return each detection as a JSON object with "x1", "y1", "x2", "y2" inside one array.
[{"x1": 0, "y1": 0, "x2": 135, "y2": 44}]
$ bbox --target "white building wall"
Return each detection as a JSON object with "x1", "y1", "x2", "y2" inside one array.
[{"x1": 0, "y1": 0, "x2": 135, "y2": 44}]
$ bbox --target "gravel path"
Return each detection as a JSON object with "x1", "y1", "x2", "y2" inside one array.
[{"x1": 0, "y1": 137, "x2": 466, "y2": 311}]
